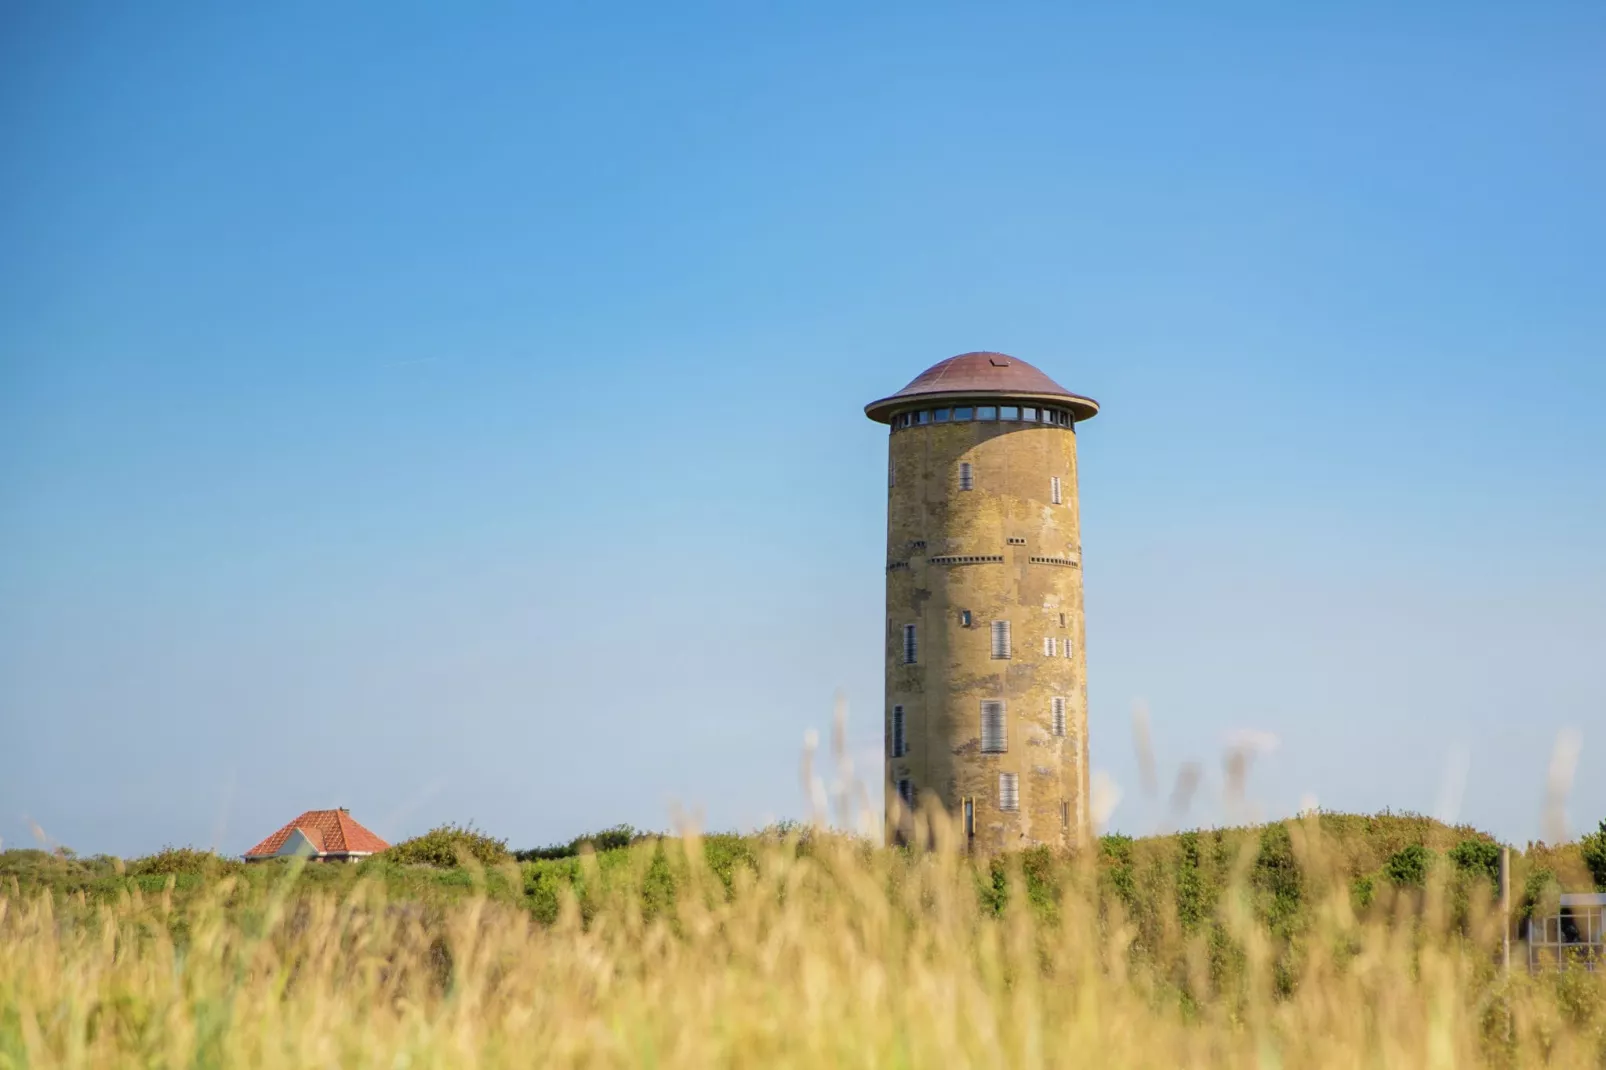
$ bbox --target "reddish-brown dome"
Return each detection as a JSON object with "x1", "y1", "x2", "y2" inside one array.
[{"x1": 864, "y1": 351, "x2": 1099, "y2": 424}]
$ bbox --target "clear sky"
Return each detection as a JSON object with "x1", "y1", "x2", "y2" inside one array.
[{"x1": 2, "y1": 3, "x2": 1602, "y2": 858}]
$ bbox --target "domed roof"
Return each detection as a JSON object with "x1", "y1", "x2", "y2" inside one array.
[{"x1": 864, "y1": 351, "x2": 1099, "y2": 424}]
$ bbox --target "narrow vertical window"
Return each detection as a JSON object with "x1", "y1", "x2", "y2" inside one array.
[
  {"x1": 1051, "y1": 476, "x2": 1062, "y2": 505},
  {"x1": 897, "y1": 778, "x2": 914, "y2": 808},
  {"x1": 1042, "y1": 636, "x2": 1054, "y2": 657},
  {"x1": 888, "y1": 456, "x2": 895, "y2": 489},
  {"x1": 958, "y1": 462, "x2": 974, "y2": 491},
  {"x1": 1064, "y1": 639, "x2": 1074, "y2": 659},
  {"x1": 990, "y1": 620, "x2": 1011, "y2": 659},
  {"x1": 1059, "y1": 612, "x2": 1066, "y2": 627},
  {"x1": 892, "y1": 704, "x2": 906, "y2": 757},
  {"x1": 959, "y1": 609, "x2": 972, "y2": 627},
  {"x1": 901, "y1": 624, "x2": 918, "y2": 665},
  {"x1": 963, "y1": 797, "x2": 976, "y2": 842},
  {"x1": 1052, "y1": 697, "x2": 1067, "y2": 737},
  {"x1": 1061, "y1": 800, "x2": 1070, "y2": 829},
  {"x1": 980, "y1": 701, "x2": 1007, "y2": 753},
  {"x1": 999, "y1": 773, "x2": 1019, "y2": 812}
]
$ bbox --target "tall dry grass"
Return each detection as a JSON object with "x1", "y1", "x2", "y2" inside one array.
[{"x1": 2, "y1": 805, "x2": 1602, "y2": 1069}]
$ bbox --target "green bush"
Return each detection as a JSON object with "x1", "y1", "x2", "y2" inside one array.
[
  {"x1": 1580, "y1": 820, "x2": 1606, "y2": 891},
  {"x1": 1384, "y1": 844, "x2": 1433, "y2": 887},
  {"x1": 514, "y1": 824, "x2": 650, "y2": 862},
  {"x1": 386, "y1": 823, "x2": 510, "y2": 868},
  {"x1": 127, "y1": 847, "x2": 243, "y2": 878},
  {"x1": 1447, "y1": 839, "x2": 1501, "y2": 885}
]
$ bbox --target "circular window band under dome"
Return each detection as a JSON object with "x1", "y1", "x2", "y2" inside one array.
[{"x1": 890, "y1": 402, "x2": 1078, "y2": 429}]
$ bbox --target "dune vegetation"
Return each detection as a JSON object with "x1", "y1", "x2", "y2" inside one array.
[{"x1": 2, "y1": 806, "x2": 1603, "y2": 1068}]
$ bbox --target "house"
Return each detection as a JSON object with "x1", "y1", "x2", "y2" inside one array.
[
  {"x1": 1528, "y1": 892, "x2": 1605, "y2": 972},
  {"x1": 244, "y1": 807, "x2": 389, "y2": 863}
]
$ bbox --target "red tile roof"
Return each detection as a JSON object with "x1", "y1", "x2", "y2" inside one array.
[
  {"x1": 864, "y1": 351, "x2": 1099, "y2": 424},
  {"x1": 245, "y1": 809, "x2": 389, "y2": 859}
]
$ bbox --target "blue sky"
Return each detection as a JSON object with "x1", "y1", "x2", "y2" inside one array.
[{"x1": 2, "y1": 3, "x2": 1602, "y2": 857}]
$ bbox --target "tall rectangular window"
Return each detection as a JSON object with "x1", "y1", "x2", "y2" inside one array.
[
  {"x1": 892, "y1": 704, "x2": 906, "y2": 757},
  {"x1": 888, "y1": 456, "x2": 895, "y2": 488},
  {"x1": 962, "y1": 797, "x2": 975, "y2": 841},
  {"x1": 1064, "y1": 640, "x2": 1074, "y2": 659},
  {"x1": 1052, "y1": 697, "x2": 1067, "y2": 737},
  {"x1": 958, "y1": 462, "x2": 974, "y2": 491},
  {"x1": 999, "y1": 773, "x2": 1019, "y2": 812},
  {"x1": 1051, "y1": 476, "x2": 1062, "y2": 505},
  {"x1": 981, "y1": 701, "x2": 1007, "y2": 753},
  {"x1": 897, "y1": 778, "x2": 914, "y2": 808},
  {"x1": 1042, "y1": 636, "x2": 1054, "y2": 657},
  {"x1": 990, "y1": 620, "x2": 1011, "y2": 659},
  {"x1": 1061, "y1": 800, "x2": 1070, "y2": 829},
  {"x1": 902, "y1": 624, "x2": 918, "y2": 665}
]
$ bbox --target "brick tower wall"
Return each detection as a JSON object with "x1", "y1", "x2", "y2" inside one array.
[{"x1": 884, "y1": 415, "x2": 1089, "y2": 851}]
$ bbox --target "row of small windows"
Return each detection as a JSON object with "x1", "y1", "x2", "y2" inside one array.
[
  {"x1": 889, "y1": 554, "x2": 1076, "y2": 571},
  {"x1": 893, "y1": 697, "x2": 1073, "y2": 759},
  {"x1": 898, "y1": 622, "x2": 1074, "y2": 663},
  {"x1": 894, "y1": 405, "x2": 1076, "y2": 429}
]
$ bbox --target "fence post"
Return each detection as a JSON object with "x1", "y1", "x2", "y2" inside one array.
[{"x1": 1500, "y1": 845, "x2": 1511, "y2": 975}]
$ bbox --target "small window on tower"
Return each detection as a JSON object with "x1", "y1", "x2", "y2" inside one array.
[
  {"x1": 1043, "y1": 636, "x2": 1054, "y2": 657},
  {"x1": 1064, "y1": 640, "x2": 1074, "y2": 659},
  {"x1": 897, "y1": 778, "x2": 914, "y2": 808},
  {"x1": 953, "y1": 406, "x2": 974, "y2": 421},
  {"x1": 1023, "y1": 407, "x2": 1038, "y2": 422},
  {"x1": 981, "y1": 701, "x2": 1007, "y2": 753},
  {"x1": 902, "y1": 624, "x2": 918, "y2": 665},
  {"x1": 1051, "y1": 476, "x2": 1062, "y2": 505},
  {"x1": 892, "y1": 704, "x2": 906, "y2": 757},
  {"x1": 999, "y1": 773, "x2": 1020, "y2": 812},
  {"x1": 1052, "y1": 697, "x2": 1067, "y2": 737},
  {"x1": 1061, "y1": 799, "x2": 1070, "y2": 829},
  {"x1": 1059, "y1": 612, "x2": 1066, "y2": 627},
  {"x1": 1001, "y1": 405, "x2": 1020, "y2": 420},
  {"x1": 958, "y1": 462, "x2": 974, "y2": 491},
  {"x1": 990, "y1": 620, "x2": 1011, "y2": 659},
  {"x1": 960, "y1": 609, "x2": 972, "y2": 628},
  {"x1": 917, "y1": 410, "x2": 931, "y2": 424},
  {"x1": 978, "y1": 405, "x2": 998, "y2": 421},
  {"x1": 933, "y1": 408, "x2": 950, "y2": 422}
]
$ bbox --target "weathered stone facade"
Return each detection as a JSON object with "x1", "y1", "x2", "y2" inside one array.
[{"x1": 867, "y1": 353, "x2": 1097, "y2": 852}]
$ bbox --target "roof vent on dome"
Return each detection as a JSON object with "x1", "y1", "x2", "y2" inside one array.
[{"x1": 989, "y1": 356, "x2": 1010, "y2": 367}]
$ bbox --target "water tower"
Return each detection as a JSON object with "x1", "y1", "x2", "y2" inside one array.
[{"x1": 865, "y1": 352, "x2": 1098, "y2": 850}]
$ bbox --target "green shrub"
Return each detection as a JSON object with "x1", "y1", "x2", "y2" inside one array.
[
  {"x1": 1384, "y1": 844, "x2": 1433, "y2": 887},
  {"x1": 1580, "y1": 820, "x2": 1606, "y2": 891},
  {"x1": 386, "y1": 823, "x2": 510, "y2": 868},
  {"x1": 127, "y1": 847, "x2": 242, "y2": 878},
  {"x1": 1447, "y1": 839, "x2": 1501, "y2": 885},
  {"x1": 514, "y1": 824, "x2": 650, "y2": 862}
]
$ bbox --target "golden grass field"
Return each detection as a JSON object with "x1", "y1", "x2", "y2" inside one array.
[{"x1": 2, "y1": 805, "x2": 1603, "y2": 1070}]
